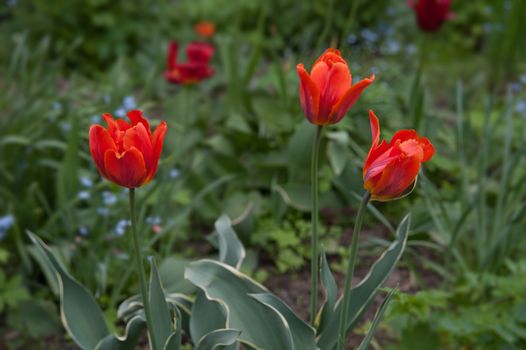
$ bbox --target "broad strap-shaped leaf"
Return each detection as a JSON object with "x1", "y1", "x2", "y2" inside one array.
[
  {"x1": 185, "y1": 259, "x2": 294, "y2": 350},
  {"x1": 215, "y1": 214, "x2": 245, "y2": 269},
  {"x1": 148, "y1": 257, "x2": 175, "y2": 350},
  {"x1": 27, "y1": 232, "x2": 110, "y2": 350},
  {"x1": 196, "y1": 329, "x2": 241, "y2": 350},
  {"x1": 317, "y1": 249, "x2": 337, "y2": 334},
  {"x1": 166, "y1": 293, "x2": 193, "y2": 335},
  {"x1": 190, "y1": 291, "x2": 228, "y2": 346},
  {"x1": 250, "y1": 293, "x2": 317, "y2": 350},
  {"x1": 95, "y1": 315, "x2": 146, "y2": 350},
  {"x1": 316, "y1": 215, "x2": 410, "y2": 350},
  {"x1": 163, "y1": 306, "x2": 182, "y2": 350},
  {"x1": 356, "y1": 288, "x2": 397, "y2": 350}
]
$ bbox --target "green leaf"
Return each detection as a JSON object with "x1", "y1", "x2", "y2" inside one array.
[
  {"x1": 95, "y1": 316, "x2": 146, "y2": 350},
  {"x1": 250, "y1": 293, "x2": 317, "y2": 350},
  {"x1": 316, "y1": 215, "x2": 410, "y2": 350},
  {"x1": 317, "y1": 249, "x2": 337, "y2": 334},
  {"x1": 27, "y1": 231, "x2": 110, "y2": 350},
  {"x1": 159, "y1": 257, "x2": 196, "y2": 294},
  {"x1": 356, "y1": 288, "x2": 397, "y2": 350},
  {"x1": 327, "y1": 140, "x2": 349, "y2": 176},
  {"x1": 185, "y1": 260, "x2": 294, "y2": 350},
  {"x1": 148, "y1": 257, "x2": 174, "y2": 350},
  {"x1": 196, "y1": 329, "x2": 240, "y2": 350},
  {"x1": 215, "y1": 214, "x2": 245, "y2": 269},
  {"x1": 190, "y1": 291, "x2": 228, "y2": 346},
  {"x1": 163, "y1": 306, "x2": 182, "y2": 350}
]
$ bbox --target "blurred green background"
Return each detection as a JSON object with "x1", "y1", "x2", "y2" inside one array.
[{"x1": 1, "y1": 0, "x2": 526, "y2": 348}]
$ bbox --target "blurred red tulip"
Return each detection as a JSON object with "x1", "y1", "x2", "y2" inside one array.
[
  {"x1": 195, "y1": 21, "x2": 215, "y2": 38},
  {"x1": 363, "y1": 110, "x2": 434, "y2": 201},
  {"x1": 89, "y1": 110, "x2": 167, "y2": 188},
  {"x1": 408, "y1": 0, "x2": 454, "y2": 32},
  {"x1": 165, "y1": 41, "x2": 214, "y2": 85},
  {"x1": 296, "y1": 48, "x2": 375, "y2": 125}
]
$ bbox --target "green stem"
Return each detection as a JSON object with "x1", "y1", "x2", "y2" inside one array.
[
  {"x1": 310, "y1": 125, "x2": 323, "y2": 325},
  {"x1": 337, "y1": 191, "x2": 371, "y2": 350},
  {"x1": 129, "y1": 188, "x2": 156, "y2": 350}
]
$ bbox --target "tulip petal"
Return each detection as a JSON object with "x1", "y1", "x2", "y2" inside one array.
[
  {"x1": 319, "y1": 62, "x2": 352, "y2": 124},
  {"x1": 363, "y1": 111, "x2": 390, "y2": 176},
  {"x1": 89, "y1": 125, "x2": 117, "y2": 178},
  {"x1": 127, "y1": 110, "x2": 151, "y2": 134},
  {"x1": 371, "y1": 156, "x2": 421, "y2": 200},
  {"x1": 331, "y1": 74, "x2": 375, "y2": 123},
  {"x1": 103, "y1": 147, "x2": 148, "y2": 188},
  {"x1": 167, "y1": 41, "x2": 179, "y2": 70},
  {"x1": 419, "y1": 137, "x2": 435, "y2": 162},
  {"x1": 297, "y1": 64, "x2": 320, "y2": 123},
  {"x1": 123, "y1": 123, "x2": 153, "y2": 171},
  {"x1": 145, "y1": 120, "x2": 167, "y2": 182},
  {"x1": 186, "y1": 42, "x2": 214, "y2": 63}
]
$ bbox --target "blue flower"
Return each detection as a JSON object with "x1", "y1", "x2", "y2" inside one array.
[
  {"x1": 520, "y1": 74, "x2": 526, "y2": 85},
  {"x1": 91, "y1": 115, "x2": 101, "y2": 124},
  {"x1": 78, "y1": 191, "x2": 90, "y2": 200},
  {"x1": 170, "y1": 168, "x2": 181, "y2": 179},
  {"x1": 114, "y1": 108, "x2": 126, "y2": 118},
  {"x1": 123, "y1": 96, "x2": 137, "y2": 111},
  {"x1": 80, "y1": 176, "x2": 93, "y2": 188},
  {"x1": 102, "y1": 191, "x2": 117, "y2": 206},
  {"x1": 146, "y1": 216, "x2": 162, "y2": 225},
  {"x1": 516, "y1": 100, "x2": 526, "y2": 114},
  {"x1": 79, "y1": 226, "x2": 89, "y2": 236},
  {"x1": 114, "y1": 220, "x2": 130, "y2": 237},
  {"x1": 361, "y1": 29, "x2": 378, "y2": 43},
  {"x1": 97, "y1": 207, "x2": 110, "y2": 217},
  {"x1": 0, "y1": 214, "x2": 15, "y2": 240},
  {"x1": 346, "y1": 34, "x2": 358, "y2": 45}
]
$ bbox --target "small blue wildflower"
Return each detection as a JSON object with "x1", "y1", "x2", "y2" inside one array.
[
  {"x1": 516, "y1": 100, "x2": 526, "y2": 114},
  {"x1": 114, "y1": 220, "x2": 131, "y2": 237},
  {"x1": 483, "y1": 23, "x2": 493, "y2": 33},
  {"x1": 347, "y1": 34, "x2": 358, "y2": 45},
  {"x1": 123, "y1": 96, "x2": 137, "y2": 111},
  {"x1": 61, "y1": 122, "x2": 71, "y2": 132},
  {"x1": 103, "y1": 95, "x2": 111, "y2": 104},
  {"x1": 80, "y1": 176, "x2": 93, "y2": 188},
  {"x1": 7, "y1": 0, "x2": 17, "y2": 7},
  {"x1": 102, "y1": 191, "x2": 117, "y2": 206},
  {"x1": 520, "y1": 74, "x2": 526, "y2": 85},
  {"x1": 170, "y1": 168, "x2": 181, "y2": 179},
  {"x1": 384, "y1": 39, "x2": 401, "y2": 55},
  {"x1": 0, "y1": 214, "x2": 15, "y2": 240},
  {"x1": 78, "y1": 191, "x2": 90, "y2": 200},
  {"x1": 146, "y1": 216, "x2": 162, "y2": 226},
  {"x1": 361, "y1": 29, "x2": 378, "y2": 43},
  {"x1": 510, "y1": 82, "x2": 521, "y2": 93},
  {"x1": 97, "y1": 207, "x2": 110, "y2": 217},
  {"x1": 115, "y1": 108, "x2": 126, "y2": 118},
  {"x1": 78, "y1": 226, "x2": 89, "y2": 237},
  {"x1": 91, "y1": 115, "x2": 101, "y2": 124},
  {"x1": 52, "y1": 101, "x2": 62, "y2": 110}
]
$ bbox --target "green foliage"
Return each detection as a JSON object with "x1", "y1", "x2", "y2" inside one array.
[{"x1": 387, "y1": 260, "x2": 526, "y2": 349}]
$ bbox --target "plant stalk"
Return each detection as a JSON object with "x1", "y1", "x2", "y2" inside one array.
[
  {"x1": 129, "y1": 188, "x2": 156, "y2": 350},
  {"x1": 337, "y1": 191, "x2": 371, "y2": 350},
  {"x1": 310, "y1": 125, "x2": 324, "y2": 325}
]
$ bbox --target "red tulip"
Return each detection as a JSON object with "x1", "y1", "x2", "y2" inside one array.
[
  {"x1": 165, "y1": 41, "x2": 214, "y2": 85},
  {"x1": 408, "y1": 0, "x2": 454, "y2": 32},
  {"x1": 195, "y1": 21, "x2": 215, "y2": 38},
  {"x1": 89, "y1": 110, "x2": 167, "y2": 188},
  {"x1": 296, "y1": 48, "x2": 375, "y2": 125},
  {"x1": 363, "y1": 110, "x2": 434, "y2": 201}
]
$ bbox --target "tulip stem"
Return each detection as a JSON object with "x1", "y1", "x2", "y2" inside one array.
[
  {"x1": 337, "y1": 191, "x2": 371, "y2": 350},
  {"x1": 310, "y1": 125, "x2": 324, "y2": 325},
  {"x1": 129, "y1": 188, "x2": 156, "y2": 350}
]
